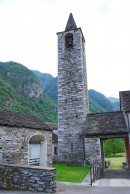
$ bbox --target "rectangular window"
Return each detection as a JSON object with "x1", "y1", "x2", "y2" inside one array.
[
  {"x1": 54, "y1": 147, "x2": 57, "y2": 154},
  {"x1": 71, "y1": 143, "x2": 73, "y2": 153}
]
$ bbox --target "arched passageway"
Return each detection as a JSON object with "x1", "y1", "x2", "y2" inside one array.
[
  {"x1": 100, "y1": 134, "x2": 130, "y2": 170},
  {"x1": 28, "y1": 134, "x2": 47, "y2": 167},
  {"x1": 101, "y1": 137, "x2": 127, "y2": 169},
  {"x1": 82, "y1": 111, "x2": 130, "y2": 169}
]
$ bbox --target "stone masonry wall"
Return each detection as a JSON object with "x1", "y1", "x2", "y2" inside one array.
[
  {"x1": 85, "y1": 138, "x2": 101, "y2": 165},
  {"x1": 0, "y1": 164, "x2": 56, "y2": 193},
  {"x1": 0, "y1": 126, "x2": 52, "y2": 166},
  {"x1": 57, "y1": 28, "x2": 89, "y2": 165}
]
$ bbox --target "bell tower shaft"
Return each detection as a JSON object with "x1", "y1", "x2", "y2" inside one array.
[{"x1": 57, "y1": 13, "x2": 89, "y2": 165}]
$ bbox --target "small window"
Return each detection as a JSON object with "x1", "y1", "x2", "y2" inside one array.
[
  {"x1": 54, "y1": 147, "x2": 57, "y2": 154},
  {"x1": 65, "y1": 33, "x2": 73, "y2": 48},
  {"x1": 71, "y1": 143, "x2": 73, "y2": 153}
]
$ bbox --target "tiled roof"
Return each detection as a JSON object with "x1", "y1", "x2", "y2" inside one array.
[
  {"x1": 0, "y1": 109, "x2": 55, "y2": 130},
  {"x1": 82, "y1": 111, "x2": 128, "y2": 136},
  {"x1": 44, "y1": 122, "x2": 57, "y2": 130}
]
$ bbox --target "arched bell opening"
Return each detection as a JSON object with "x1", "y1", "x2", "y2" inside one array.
[
  {"x1": 28, "y1": 134, "x2": 47, "y2": 167},
  {"x1": 65, "y1": 33, "x2": 73, "y2": 48}
]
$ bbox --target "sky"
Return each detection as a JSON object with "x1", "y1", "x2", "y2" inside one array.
[{"x1": 0, "y1": 0, "x2": 130, "y2": 98}]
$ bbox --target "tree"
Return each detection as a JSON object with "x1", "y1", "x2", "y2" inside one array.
[{"x1": 104, "y1": 138, "x2": 125, "y2": 157}]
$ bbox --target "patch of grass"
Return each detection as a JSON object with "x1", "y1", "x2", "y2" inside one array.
[
  {"x1": 108, "y1": 153, "x2": 125, "y2": 158},
  {"x1": 52, "y1": 164, "x2": 90, "y2": 183},
  {"x1": 106, "y1": 153, "x2": 126, "y2": 168}
]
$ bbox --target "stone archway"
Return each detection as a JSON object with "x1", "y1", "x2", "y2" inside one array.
[{"x1": 28, "y1": 134, "x2": 47, "y2": 167}]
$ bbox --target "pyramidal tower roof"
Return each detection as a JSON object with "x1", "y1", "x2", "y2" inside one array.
[{"x1": 65, "y1": 13, "x2": 77, "y2": 31}]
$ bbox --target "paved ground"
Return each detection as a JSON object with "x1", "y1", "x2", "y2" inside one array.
[
  {"x1": 93, "y1": 178, "x2": 130, "y2": 186},
  {"x1": 104, "y1": 168, "x2": 130, "y2": 178},
  {"x1": 1, "y1": 169, "x2": 130, "y2": 194},
  {"x1": 0, "y1": 185, "x2": 130, "y2": 194},
  {"x1": 93, "y1": 168, "x2": 130, "y2": 187},
  {"x1": 1, "y1": 179, "x2": 130, "y2": 194}
]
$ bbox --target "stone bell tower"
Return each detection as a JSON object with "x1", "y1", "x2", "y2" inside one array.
[{"x1": 57, "y1": 13, "x2": 89, "y2": 165}]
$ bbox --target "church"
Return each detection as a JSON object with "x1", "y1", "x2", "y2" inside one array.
[{"x1": 55, "y1": 13, "x2": 130, "y2": 169}]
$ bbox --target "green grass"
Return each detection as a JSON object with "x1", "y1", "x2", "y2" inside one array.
[
  {"x1": 105, "y1": 153, "x2": 126, "y2": 168},
  {"x1": 52, "y1": 164, "x2": 90, "y2": 183},
  {"x1": 107, "y1": 153, "x2": 125, "y2": 158}
]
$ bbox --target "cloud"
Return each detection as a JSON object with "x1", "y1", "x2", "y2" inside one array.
[{"x1": 0, "y1": 0, "x2": 130, "y2": 97}]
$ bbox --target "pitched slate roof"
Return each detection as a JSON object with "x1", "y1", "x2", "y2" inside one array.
[
  {"x1": 65, "y1": 13, "x2": 77, "y2": 31},
  {"x1": 0, "y1": 109, "x2": 56, "y2": 130},
  {"x1": 82, "y1": 111, "x2": 128, "y2": 137},
  {"x1": 44, "y1": 122, "x2": 57, "y2": 130},
  {"x1": 120, "y1": 91, "x2": 130, "y2": 113}
]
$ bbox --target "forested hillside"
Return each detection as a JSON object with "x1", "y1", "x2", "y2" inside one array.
[
  {"x1": 33, "y1": 70, "x2": 58, "y2": 102},
  {"x1": 0, "y1": 61, "x2": 120, "y2": 125},
  {"x1": 0, "y1": 62, "x2": 57, "y2": 123},
  {"x1": 33, "y1": 70, "x2": 119, "y2": 113},
  {"x1": 88, "y1": 89, "x2": 114, "y2": 112}
]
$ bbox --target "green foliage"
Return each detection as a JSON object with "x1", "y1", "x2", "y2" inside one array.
[
  {"x1": 52, "y1": 164, "x2": 90, "y2": 183},
  {"x1": 0, "y1": 61, "x2": 39, "y2": 96},
  {"x1": 33, "y1": 71, "x2": 58, "y2": 101},
  {"x1": 0, "y1": 61, "x2": 57, "y2": 123},
  {"x1": 88, "y1": 89, "x2": 115, "y2": 112},
  {"x1": 104, "y1": 139, "x2": 125, "y2": 157},
  {"x1": 89, "y1": 98, "x2": 106, "y2": 113}
]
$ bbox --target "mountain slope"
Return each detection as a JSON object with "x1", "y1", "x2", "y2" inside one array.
[
  {"x1": 0, "y1": 62, "x2": 43, "y2": 99},
  {"x1": 34, "y1": 71, "x2": 119, "y2": 113},
  {"x1": 33, "y1": 70, "x2": 58, "y2": 101},
  {"x1": 88, "y1": 89, "x2": 114, "y2": 112},
  {"x1": 0, "y1": 62, "x2": 57, "y2": 123},
  {"x1": 89, "y1": 98, "x2": 106, "y2": 113},
  {"x1": 109, "y1": 97, "x2": 119, "y2": 103},
  {"x1": 0, "y1": 61, "x2": 119, "y2": 122},
  {"x1": 109, "y1": 97, "x2": 120, "y2": 111}
]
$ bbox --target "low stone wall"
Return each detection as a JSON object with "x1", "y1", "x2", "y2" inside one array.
[{"x1": 0, "y1": 164, "x2": 56, "y2": 193}]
